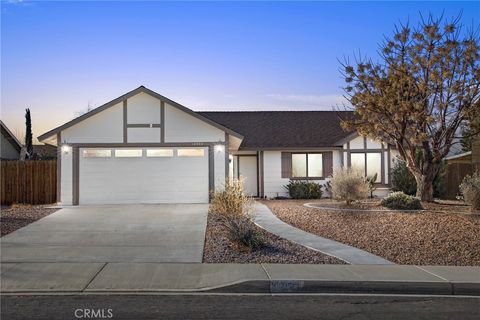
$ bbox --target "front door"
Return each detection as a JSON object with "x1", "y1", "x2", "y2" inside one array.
[{"x1": 238, "y1": 155, "x2": 258, "y2": 196}]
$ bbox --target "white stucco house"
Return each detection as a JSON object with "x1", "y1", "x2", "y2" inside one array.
[{"x1": 38, "y1": 86, "x2": 398, "y2": 205}]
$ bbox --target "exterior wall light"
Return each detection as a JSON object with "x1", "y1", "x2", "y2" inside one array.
[
  {"x1": 61, "y1": 145, "x2": 71, "y2": 154},
  {"x1": 215, "y1": 144, "x2": 224, "y2": 153}
]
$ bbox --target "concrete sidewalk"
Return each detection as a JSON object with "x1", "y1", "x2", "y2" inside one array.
[
  {"x1": 1, "y1": 263, "x2": 479, "y2": 296},
  {"x1": 254, "y1": 203, "x2": 393, "y2": 265}
]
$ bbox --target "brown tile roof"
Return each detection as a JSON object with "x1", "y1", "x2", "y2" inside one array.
[{"x1": 198, "y1": 111, "x2": 355, "y2": 149}]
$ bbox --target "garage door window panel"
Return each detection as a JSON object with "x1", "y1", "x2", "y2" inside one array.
[
  {"x1": 115, "y1": 149, "x2": 143, "y2": 157},
  {"x1": 82, "y1": 149, "x2": 112, "y2": 158},
  {"x1": 146, "y1": 149, "x2": 174, "y2": 157},
  {"x1": 177, "y1": 149, "x2": 205, "y2": 157}
]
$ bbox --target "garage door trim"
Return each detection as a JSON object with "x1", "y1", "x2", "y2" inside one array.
[{"x1": 71, "y1": 144, "x2": 216, "y2": 205}]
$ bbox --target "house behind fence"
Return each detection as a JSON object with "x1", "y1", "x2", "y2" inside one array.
[{"x1": 1, "y1": 160, "x2": 57, "y2": 205}]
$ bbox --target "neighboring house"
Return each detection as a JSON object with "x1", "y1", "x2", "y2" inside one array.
[
  {"x1": 32, "y1": 144, "x2": 57, "y2": 160},
  {"x1": 0, "y1": 120, "x2": 22, "y2": 160},
  {"x1": 38, "y1": 86, "x2": 398, "y2": 205}
]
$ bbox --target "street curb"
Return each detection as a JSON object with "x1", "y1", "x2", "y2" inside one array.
[{"x1": 2, "y1": 280, "x2": 479, "y2": 296}]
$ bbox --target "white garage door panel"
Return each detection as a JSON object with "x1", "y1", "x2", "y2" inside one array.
[{"x1": 79, "y1": 148, "x2": 209, "y2": 204}]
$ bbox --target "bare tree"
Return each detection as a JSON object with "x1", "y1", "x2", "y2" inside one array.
[{"x1": 340, "y1": 14, "x2": 480, "y2": 201}]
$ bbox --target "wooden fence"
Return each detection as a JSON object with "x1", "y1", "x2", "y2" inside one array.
[
  {"x1": 445, "y1": 162, "x2": 473, "y2": 199},
  {"x1": 1, "y1": 160, "x2": 57, "y2": 205}
]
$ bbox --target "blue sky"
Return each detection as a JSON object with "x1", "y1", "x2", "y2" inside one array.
[{"x1": 1, "y1": 1, "x2": 479, "y2": 142}]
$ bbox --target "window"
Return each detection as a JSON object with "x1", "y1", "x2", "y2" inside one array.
[
  {"x1": 351, "y1": 153, "x2": 365, "y2": 172},
  {"x1": 82, "y1": 149, "x2": 111, "y2": 158},
  {"x1": 292, "y1": 154, "x2": 307, "y2": 177},
  {"x1": 367, "y1": 153, "x2": 382, "y2": 182},
  {"x1": 114, "y1": 149, "x2": 142, "y2": 157},
  {"x1": 146, "y1": 149, "x2": 173, "y2": 157},
  {"x1": 350, "y1": 152, "x2": 381, "y2": 183},
  {"x1": 292, "y1": 153, "x2": 323, "y2": 178},
  {"x1": 177, "y1": 148, "x2": 205, "y2": 157}
]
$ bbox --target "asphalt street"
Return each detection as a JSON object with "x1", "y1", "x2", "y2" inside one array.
[{"x1": 1, "y1": 294, "x2": 479, "y2": 320}]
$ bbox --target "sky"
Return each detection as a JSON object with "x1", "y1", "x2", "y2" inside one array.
[{"x1": 1, "y1": 1, "x2": 479, "y2": 143}]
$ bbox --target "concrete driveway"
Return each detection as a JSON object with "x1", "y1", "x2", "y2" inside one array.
[{"x1": 0, "y1": 204, "x2": 208, "y2": 263}]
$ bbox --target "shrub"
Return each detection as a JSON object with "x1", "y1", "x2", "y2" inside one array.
[
  {"x1": 210, "y1": 178, "x2": 253, "y2": 218},
  {"x1": 391, "y1": 157, "x2": 447, "y2": 198},
  {"x1": 366, "y1": 173, "x2": 378, "y2": 198},
  {"x1": 210, "y1": 179, "x2": 263, "y2": 250},
  {"x1": 284, "y1": 180, "x2": 323, "y2": 199},
  {"x1": 330, "y1": 167, "x2": 369, "y2": 205},
  {"x1": 222, "y1": 217, "x2": 264, "y2": 251},
  {"x1": 381, "y1": 191, "x2": 423, "y2": 210},
  {"x1": 459, "y1": 171, "x2": 480, "y2": 212}
]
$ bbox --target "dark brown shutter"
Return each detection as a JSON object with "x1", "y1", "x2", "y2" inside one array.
[
  {"x1": 281, "y1": 152, "x2": 292, "y2": 178},
  {"x1": 323, "y1": 152, "x2": 333, "y2": 178}
]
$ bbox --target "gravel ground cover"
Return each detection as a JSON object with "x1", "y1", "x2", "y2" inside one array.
[
  {"x1": 203, "y1": 213, "x2": 344, "y2": 264},
  {"x1": 0, "y1": 205, "x2": 59, "y2": 237},
  {"x1": 263, "y1": 200, "x2": 480, "y2": 266},
  {"x1": 306, "y1": 199, "x2": 473, "y2": 213}
]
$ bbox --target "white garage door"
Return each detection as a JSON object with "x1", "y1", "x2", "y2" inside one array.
[{"x1": 79, "y1": 147, "x2": 209, "y2": 204}]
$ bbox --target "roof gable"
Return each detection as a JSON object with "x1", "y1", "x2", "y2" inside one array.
[
  {"x1": 38, "y1": 86, "x2": 243, "y2": 142},
  {"x1": 0, "y1": 120, "x2": 22, "y2": 151}
]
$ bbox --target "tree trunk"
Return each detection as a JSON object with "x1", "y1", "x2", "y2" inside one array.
[{"x1": 414, "y1": 174, "x2": 434, "y2": 202}]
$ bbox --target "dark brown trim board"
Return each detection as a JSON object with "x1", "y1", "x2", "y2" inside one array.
[
  {"x1": 225, "y1": 133, "x2": 229, "y2": 180},
  {"x1": 259, "y1": 150, "x2": 265, "y2": 198},
  {"x1": 126, "y1": 123, "x2": 161, "y2": 128},
  {"x1": 160, "y1": 101, "x2": 165, "y2": 143},
  {"x1": 208, "y1": 146, "x2": 215, "y2": 200},
  {"x1": 123, "y1": 100, "x2": 127, "y2": 143},
  {"x1": 72, "y1": 146, "x2": 79, "y2": 205},
  {"x1": 67, "y1": 142, "x2": 220, "y2": 148},
  {"x1": 56, "y1": 132, "x2": 61, "y2": 203},
  {"x1": 38, "y1": 86, "x2": 243, "y2": 142}
]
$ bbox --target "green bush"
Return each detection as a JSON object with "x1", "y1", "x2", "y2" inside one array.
[
  {"x1": 285, "y1": 180, "x2": 323, "y2": 199},
  {"x1": 381, "y1": 191, "x2": 423, "y2": 210},
  {"x1": 222, "y1": 217, "x2": 264, "y2": 251},
  {"x1": 459, "y1": 171, "x2": 480, "y2": 212},
  {"x1": 391, "y1": 158, "x2": 446, "y2": 198}
]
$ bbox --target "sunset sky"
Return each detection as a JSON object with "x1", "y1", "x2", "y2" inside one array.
[{"x1": 1, "y1": 1, "x2": 478, "y2": 143}]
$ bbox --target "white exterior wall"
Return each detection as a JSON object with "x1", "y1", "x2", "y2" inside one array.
[
  {"x1": 214, "y1": 147, "x2": 226, "y2": 191},
  {"x1": 263, "y1": 151, "x2": 289, "y2": 198},
  {"x1": 62, "y1": 103, "x2": 123, "y2": 143},
  {"x1": 127, "y1": 128, "x2": 161, "y2": 142},
  {"x1": 349, "y1": 136, "x2": 364, "y2": 149},
  {"x1": 127, "y1": 92, "x2": 161, "y2": 123},
  {"x1": 164, "y1": 103, "x2": 224, "y2": 142},
  {"x1": 60, "y1": 149, "x2": 73, "y2": 205},
  {"x1": 366, "y1": 138, "x2": 382, "y2": 149},
  {"x1": 332, "y1": 150, "x2": 342, "y2": 171}
]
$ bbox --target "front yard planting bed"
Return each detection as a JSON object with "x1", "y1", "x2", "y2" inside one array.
[
  {"x1": 203, "y1": 213, "x2": 344, "y2": 264},
  {"x1": 0, "y1": 204, "x2": 59, "y2": 237},
  {"x1": 263, "y1": 200, "x2": 480, "y2": 266}
]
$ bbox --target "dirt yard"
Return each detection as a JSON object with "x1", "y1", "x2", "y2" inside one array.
[
  {"x1": 203, "y1": 213, "x2": 344, "y2": 264},
  {"x1": 1, "y1": 205, "x2": 59, "y2": 237},
  {"x1": 262, "y1": 199, "x2": 480, "y2": 266}
]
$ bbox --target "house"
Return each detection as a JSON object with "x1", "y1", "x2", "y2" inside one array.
[
  {"x1": 38, "y1": 86, "x2": 398, "y2": 205},
  {"x1": 32, "y1": 144, "x2": 57, "y2": 160},
  {"x1": 0, "y1": 120, "x2": 22, "y2": 160}
]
